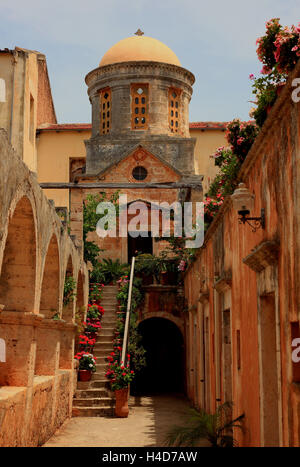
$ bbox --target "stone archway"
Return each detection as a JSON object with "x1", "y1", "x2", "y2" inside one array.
[
  {"x1": 132, "y1": 317, "x2": 184, "y2": 395},
  {"x1": 40, "y1": 234, "x2": 60, "y2": 319},
  {"x1": 0, "y1": 196, "x2": 36, "y2": 312}
]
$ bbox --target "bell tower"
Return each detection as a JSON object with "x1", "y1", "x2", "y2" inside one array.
[{"x1": 84, "y1": 32, "x2": 197, "y2": 176}]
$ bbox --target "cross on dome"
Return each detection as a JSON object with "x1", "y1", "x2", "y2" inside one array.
[{"x1": 135, "y1": 29, "x2": 144, "y2": 36}]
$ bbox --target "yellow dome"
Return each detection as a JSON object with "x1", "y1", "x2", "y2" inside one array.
[{"x1": 99, "y1": 35, "x2": 181, "y2": 67}]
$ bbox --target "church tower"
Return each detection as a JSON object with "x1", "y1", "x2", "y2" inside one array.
[
  {"x1": 71, "y1": 32, "x2": 202, "y2": 263},
  {"x1": 84, "y1": 31, "x2": 197, "y2": 177}
]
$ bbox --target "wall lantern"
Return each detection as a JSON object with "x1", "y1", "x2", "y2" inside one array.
[{"x1": 231, "y1": 183, "x2": 265, "y2": 232}]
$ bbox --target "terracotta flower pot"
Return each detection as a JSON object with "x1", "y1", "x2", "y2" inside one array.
[
  {"x1": 78, "y1": 369, "x2": 92, "y2": 382},
  {"x1": 114, "y1": 387, "x2": 129, "y2": 418}
]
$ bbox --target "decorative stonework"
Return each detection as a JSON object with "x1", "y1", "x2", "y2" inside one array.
[
  {"x1": 243, "y1": 241, "x2": 279, "y2": 273},
  {"x1": 214, "y1": 271, "x2": 232, "y2": 292}
]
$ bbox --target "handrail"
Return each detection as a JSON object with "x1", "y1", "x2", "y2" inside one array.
[{"x1": 120, "y1": 256, "x2": 135, "y2": 366}]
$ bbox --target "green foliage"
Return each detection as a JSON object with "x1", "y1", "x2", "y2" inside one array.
[
  {"x1": 225, "y1": 119, "x2": 259, "y2": 162},
  {"x1": 63, "y1": 275, "x2": 77, "y2": 307},
  {"x1": 84, "y1": 240, "x2": 102, "y2": 266},
  {"x1": 135, "y1": 253, "x2": 159, "y2": 278},
  {"x1": 250, "y1": 71, "x2": 285, "y2": 127},
  {"x1": 83, "y1": 192, "x2": 119, "y2": 265},
  {"x1": 74, "y1": 352, "x2": 97, "y2": 372},
  {"x1": 107, "y1": 361, "x2": 135, "y2": 391},
  {"x1": 165, "y1": 402, "x2": 245, "y2": 448},
  {"x1": 207, "y1": 150, "x2": 240, "y2": 199},
  {"x1": 116, "y1": 276, "x2": 146, "y2": 372},
  {"x1": 204, "y1": 120, "x2": 259, "y2": 226},
  {"x1": 90, "y1": 258, "x2": 129, "y2": 285}
]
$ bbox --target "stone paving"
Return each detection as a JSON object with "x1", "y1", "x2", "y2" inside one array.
[{"x1": 43, "y1": 394, "x2": 202, "y2": 447}]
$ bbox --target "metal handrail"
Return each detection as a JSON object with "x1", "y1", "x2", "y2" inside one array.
[{"x1": 120, "y1": 256, "x2": 135, "y2": 366}]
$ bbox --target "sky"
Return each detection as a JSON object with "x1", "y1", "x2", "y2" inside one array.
[{"x1": 1, "y1": 0, "x2": 299, "y2": 124}]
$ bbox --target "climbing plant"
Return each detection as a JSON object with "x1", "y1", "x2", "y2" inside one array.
[
  {"x1": 63, "y1": 275, "x2": 77, "y2": 307},
  {"x1": 83, "y1": 191, "x2": 120, "y2": 266}
]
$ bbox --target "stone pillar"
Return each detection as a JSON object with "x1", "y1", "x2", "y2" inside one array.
[
  {"x1": 111, "y1": 84, "x2": 131, "y2": 134},
  {"x1": 0, "y1": 312, "x2": 42, "y2": 386},
  {"x1": 150, "y1": 83, "x2": 169, "y2": 134},
  {"x1": 35, "y1": 320, "x2": 62, "y2": 375},
  {"x1": 91, "y1": 93, "x2": 100, "y2": 137},
  {"x1": 59, "y1": 324, "x2": 76, "y2": 369},
  {"x1": 182, "y1": 90, "x2": 191, "y2": 138}
]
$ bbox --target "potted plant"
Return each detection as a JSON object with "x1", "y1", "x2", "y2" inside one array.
[
  {"x1": 106, "y1": 360, "x2": 135, "y2": 417},
  {"x1": 158, "y1": 258, "x2": 179, "y2": 285},
  {"x1": 78, "y1": 334, "x2": 96, "y2": 353},
  {"x1": 75, "y1": 352, "x2": 97, "y2": 382},
  {"x1": 135, "y1": 253, "x2": 157, "y2": 285},
  {"x1": 84, "y1": 317, "x2": 101, "y2": 339},
  {"x1": 89, "y1": 283, "x2": 104, "y2": 304},
  {"x1": 87, "y1": 303, "x2": 105, "y2": 322},
  {"x1": 90, "y1": 258, "x2": 129, "y2": 285}
]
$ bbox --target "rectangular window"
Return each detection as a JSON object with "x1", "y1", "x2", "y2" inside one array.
[
  {"x1": 100, "y1": 88, "x2": 111, "y2": 135},
  {"x1": 169, "y1": 88, "x2": 181, "y2": 134},
  {"x1": 131, "y1": 84, "x2": 148, "y2": 130}
]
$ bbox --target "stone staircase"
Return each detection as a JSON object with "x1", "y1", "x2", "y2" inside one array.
[{"x1": 72, "y1": 285, "x2": 118, "y2": 417}]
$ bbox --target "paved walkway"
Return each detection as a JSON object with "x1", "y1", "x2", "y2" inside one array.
[{"x1": 43, "y1": 394, "x2": 201, "y2": 447}]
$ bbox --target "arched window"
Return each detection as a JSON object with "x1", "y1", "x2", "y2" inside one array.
[
  {"x1": 100, "y1": 88, "x2": 111, "y2": 134},
  {"x1": 169, "y1": 88, "x2": 181, "y2": 134},
  {"x1": 131, "y1": 84, "x2": 148, "y2": 130}
]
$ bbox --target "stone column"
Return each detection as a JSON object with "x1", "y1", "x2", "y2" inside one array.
[
  {"x1": 35, "y1": 320, "x2": 62, "y2": 375},
  {"x1": 0, "y1": 312, "x2": 42, "y2": 386},
  {"x1": 59, "y1": 324, "x2": 76, "y2": 369},
  {"x1": 91, "y1": 93, "x2": 100, "y2": 137},
  {"x1": 111, "y1": 84, "x2": 131, "y2": 134}
]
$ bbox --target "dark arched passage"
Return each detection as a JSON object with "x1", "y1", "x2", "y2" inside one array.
[{"x1": 132, "y1": 317, "x2": 184, "y2": 395}]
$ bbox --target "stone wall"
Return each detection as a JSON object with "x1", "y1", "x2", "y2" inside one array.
[
  {"x1": 184, "y1": 62, "x2": 300, "y2": 447},
  {"x1": 0, "y1": 129, "x2": 89, "y2": 446}
]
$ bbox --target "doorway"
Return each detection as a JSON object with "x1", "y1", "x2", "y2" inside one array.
[
  {"x1": 131, "y1": 317, "x2": 184, "y2": 395},
  {"x1": 259, "y1": 293, "x2": 281, "y2": 446},
  {"x1": 128, "y1": 232, "x2": 153, "y2": 263}
]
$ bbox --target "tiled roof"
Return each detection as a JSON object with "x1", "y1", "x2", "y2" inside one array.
[
  {"x1": 37, "y1": 122, "x2": 227, "y2": 131},
  {"x1": 37, "y1": 123, "x2": 92, "y2": 131},
  {"x1": 189, "y1": 121, "x2": 227, "y2": 130}
]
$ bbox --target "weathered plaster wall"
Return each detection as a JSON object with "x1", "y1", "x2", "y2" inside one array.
[{"x1": 184, "y1": 62, "x2": 300, "y2": 447}]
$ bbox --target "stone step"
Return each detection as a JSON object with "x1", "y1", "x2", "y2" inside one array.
[
  {"x1": 75, "y1": 388, "x2": 110, "y2": 398},
  {"x1": 95, "y1": 362, "x2": 109, "y2": 369},
  {"x1": 93, "y1": 371, "x2": 109, "y2": 378},
  {"x1": 102, "y1": 311, "x2": 117, "y2": 316},
  {"x1": 94, "y1": 341, "x2": 114, "y2": 348},
  {"x1": 73, "y1": 397, "x2": 114, "y2": 407},
  {"x1": 94, "y1": 350, "x2": 113, "y2": 358},
  {"x1": 94, "y1": 342, "x2": 114, "y2": 349},
  {"x1": 72, "y1": 406, "x2": 114, "y2": 417},
  {"x1": 97, "y1": 329, "x2": 115, "y2": 335},
  {"x1": 89, "y1": 379, "x2": 110, "y2": 389}
]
